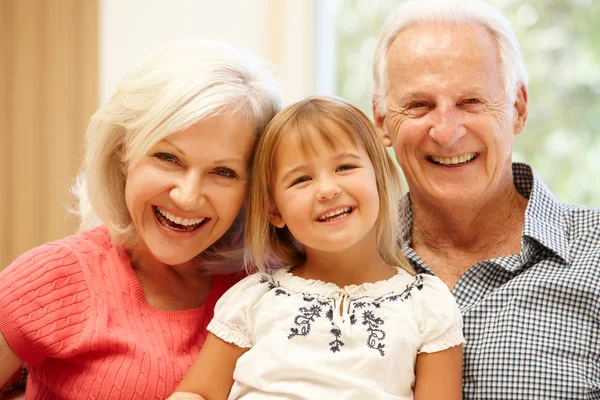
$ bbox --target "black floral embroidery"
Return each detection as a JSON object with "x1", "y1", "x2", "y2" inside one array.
[
  {"x1": 329, "y1": 328, "x2": 344, "y2": 353},
  {"x1": 362, "y1": 310, "x2": 386, "y2": 356},
  {"x1": 288, "y1": 304, "x2": 322, "y2": 339},
  {"x1": 261, "y1": 272, "x2": 425, "y2": 357}
]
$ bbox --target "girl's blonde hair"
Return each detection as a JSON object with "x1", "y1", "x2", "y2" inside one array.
[
  {"x1": 74, "y1": 39, "x2": 281, "y2": 273},
  {"x1": 245, "y1": 96, "x2": 414, "y2": 275}
]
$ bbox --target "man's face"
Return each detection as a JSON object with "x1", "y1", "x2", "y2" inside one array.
[{"x1": 376, "y1": 23, "x2": 527, "y2": 209}]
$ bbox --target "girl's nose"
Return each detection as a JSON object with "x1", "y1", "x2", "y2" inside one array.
[{"x1": 317, "y1": 182, "x2": 341, "y2": 201}]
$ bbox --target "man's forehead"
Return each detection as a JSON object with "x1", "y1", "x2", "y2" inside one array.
[
  {"x1": 385, "y1": 23, "x2": 501, "y2": 86},
  {"x1": 389, "y1": 22, "x2": 495, "y2": 57}
]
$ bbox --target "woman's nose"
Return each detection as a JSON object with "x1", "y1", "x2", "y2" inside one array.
[{"x1": 170, "y1": 174, "x2": 205, "y2": 211}]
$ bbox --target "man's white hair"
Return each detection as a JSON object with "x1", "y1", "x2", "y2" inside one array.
[{"x1": 373, "y1": 0, "x2": 529, "y2": 116}]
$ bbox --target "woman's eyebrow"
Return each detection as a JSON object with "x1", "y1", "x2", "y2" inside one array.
[{"x1": 162, "y1": 138, "x2": 187, "y2": 156}]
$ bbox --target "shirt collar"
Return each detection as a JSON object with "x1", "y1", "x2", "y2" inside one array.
[
  {"x1": 514, "y1": 162, "x2": 570, "y2": 264},
  {"x1": 400, "y1": 162, "x2": 570, "y2": 267}
]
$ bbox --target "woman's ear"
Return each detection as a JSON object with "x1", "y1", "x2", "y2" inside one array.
[{"x1": 268, "y1": 206, "x2": 285, "y2": 228}]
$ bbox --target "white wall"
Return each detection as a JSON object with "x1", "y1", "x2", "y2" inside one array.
[{"x1": 100, "y1": 0, "x2": 330, "y2": 106}]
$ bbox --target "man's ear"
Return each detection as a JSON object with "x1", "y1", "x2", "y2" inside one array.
[
  {"x1": 268, "y1": 206, "x2": 285, "y2": 228},
  {"x1": 373, "y1": 101, "x2": 393, "y2": 147},
  {"x1": 513, "y1": 84, "x2": 528, "y2": 136}
]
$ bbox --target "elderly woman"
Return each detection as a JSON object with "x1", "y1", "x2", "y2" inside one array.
[{"x1": 0, "y1": 39, "x2": 281, "y2": 399}]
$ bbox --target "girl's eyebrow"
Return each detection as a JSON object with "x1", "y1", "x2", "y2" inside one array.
[
  {"x1": 281, "y1": 164, "x2": 307, "y2": 183},
  {"x1": 280, "y1": 152, "x2": 362, "y2": 182},
  {"x1": 334, "y1": 152, "x2": 361, "y2": 161}
]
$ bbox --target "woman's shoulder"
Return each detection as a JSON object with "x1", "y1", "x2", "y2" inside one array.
[
  {"x1": 59, "y1": 225, "x2": 114, "y2": 254},
  {"x1": 1, "y1": 226, "x2": 115, "y2": 289}
]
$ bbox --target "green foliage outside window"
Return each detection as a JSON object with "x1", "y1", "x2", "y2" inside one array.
[{"x1": 335, "y1": 0, "x2": 600, "y2": 206}]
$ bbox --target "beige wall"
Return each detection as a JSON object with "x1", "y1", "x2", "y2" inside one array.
[
  {"x1": 0, "y1": 0, "x2": 98, "y2": 269},
  {"x1": 1, "y1": 0, "x2": 323, "y2": 270},
  {"x1": 99, "y1": 0, "x2": 320, "y2": 106}
]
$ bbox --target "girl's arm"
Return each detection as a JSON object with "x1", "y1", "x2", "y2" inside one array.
[
  {"x1": 170, "y1": 332, "x2": 248, "y2": 400},
  {"x1": 413, "y1": 344, "x2": 463, "y2": 400}
]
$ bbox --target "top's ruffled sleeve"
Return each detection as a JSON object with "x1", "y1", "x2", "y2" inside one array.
[
  {"x1": 207, "y1": 272, "x2": 271, "y2": 349},
  {"x1": 413, "y1": 274, "x2": 465, "y2": 354}
]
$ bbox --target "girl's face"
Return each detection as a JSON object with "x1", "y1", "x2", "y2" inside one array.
[
  {"x1": 270, "y1": 123, "x2": 380, "y2": 255},
  {"x1": 125, "y1": 114, "x2": 255, "y2": 268}
]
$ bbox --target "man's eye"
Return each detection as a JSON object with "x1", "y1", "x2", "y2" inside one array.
[
  {"x1": 215, "y1": 167, "x2": 238, "y2": 178},
  {"x1": 464, "y1": 98, "x2": 481, "y2": 104},
  {"x1": 410, "y1": 102, "x2": 427, "y2": 108},
  {"x1": 154, "y1": 153, "x2": 178, "y2": 163},
  {"x1": 291, "y1": 176, "x2": 310, "y2": 186}
]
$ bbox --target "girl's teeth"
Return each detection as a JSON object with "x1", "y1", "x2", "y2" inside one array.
[{"x1": 319, "y1": 207, "x2": 351, "y2": 221}]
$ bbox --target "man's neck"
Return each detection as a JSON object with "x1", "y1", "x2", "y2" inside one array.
[{"x1": 410, "y1": 186, "x2": 529, "y2": 288}]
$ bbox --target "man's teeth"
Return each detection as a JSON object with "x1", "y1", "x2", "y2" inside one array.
[
  {"x1": 431, "y1": 153, "x2": 476, "y2": 165},
  {"x1": 318, "y1": 207, "x2": 351, "y2": 221},
  {"x1": 156, "y1": 207, "x2": 205, "y2": 226}
]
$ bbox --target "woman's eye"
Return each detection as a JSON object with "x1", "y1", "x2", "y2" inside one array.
[
  {"x1": 215, "y1": 167, "x2": 238, "y2": 178},
  {"x1": 464, "y1": 98, "x2": 481, "y2": 104},
  {"x1": 291, "y1": 176, "x2": 310, "y2": 186},
  {"x1": 337, "y1": 164, "x2": 356, "y2": 172},
  {"x1": 154, "y1": 152, "x2": 178, "y2": 163}
]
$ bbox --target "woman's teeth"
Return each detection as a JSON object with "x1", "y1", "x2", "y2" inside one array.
[{"x1": 154, "y1": 206, "x2": 205, "y2": 231}]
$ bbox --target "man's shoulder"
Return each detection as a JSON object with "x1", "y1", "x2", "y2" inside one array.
[{"x1": 561, "y1": 203, "x2": 600, "y2": 243}]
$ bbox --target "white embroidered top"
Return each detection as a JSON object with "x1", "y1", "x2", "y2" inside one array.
[{"x1": 208, "y1": 267, "x2": 464, "y2": 399}]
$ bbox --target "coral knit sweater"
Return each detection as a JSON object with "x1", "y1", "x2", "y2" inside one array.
[{"x1": 0, "y1": 226, "x2": 238, "y2": 399}]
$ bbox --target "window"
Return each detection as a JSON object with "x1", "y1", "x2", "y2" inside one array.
[{"x1": 335, "y1": 0, "x2": 600, "y2": 205}]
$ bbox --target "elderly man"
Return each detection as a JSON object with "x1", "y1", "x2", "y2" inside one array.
[{"x1": 372, "y1": 1, "x2": 600, "y2": 398}]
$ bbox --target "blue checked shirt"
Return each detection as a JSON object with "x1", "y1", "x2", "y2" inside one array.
[{"x1": 402, "y1": 162, "x2": 600, "y2": 399}]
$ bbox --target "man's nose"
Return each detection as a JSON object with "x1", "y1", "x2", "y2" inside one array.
[{"x1": 429, "y1": 106, "x2": 467, "y2": 148}]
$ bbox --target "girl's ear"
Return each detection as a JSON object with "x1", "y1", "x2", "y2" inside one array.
[{"x1": 268, "y1": 206, "x2": 285, "y2": 228}]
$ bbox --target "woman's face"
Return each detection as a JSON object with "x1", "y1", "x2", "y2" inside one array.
[{"x1": 125, "y1": 114, "x2": 255, "y2": 268}]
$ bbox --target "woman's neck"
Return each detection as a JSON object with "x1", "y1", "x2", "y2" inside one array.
[{"x1": 128, "y1": 245, "x2": 213, "y2": 311}]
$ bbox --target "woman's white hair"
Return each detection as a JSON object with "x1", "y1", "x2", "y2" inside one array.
[
  {"x1": 373, "y1": 0, "x2": 529, "y2": 116},
  {"x1": 73, "y1": 38, "x2": 281, "y2": 273}
]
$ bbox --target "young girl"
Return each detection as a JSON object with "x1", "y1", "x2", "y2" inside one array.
[{"x1": 168, "y1": 96, "x2": 464, "y2": 400}]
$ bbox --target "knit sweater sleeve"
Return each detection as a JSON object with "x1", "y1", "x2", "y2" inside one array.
[{"x1": 0, "y1": 242, "x2": 91, "y2": 365}]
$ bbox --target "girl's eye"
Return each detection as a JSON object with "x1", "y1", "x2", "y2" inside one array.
[
  {"x1": 291, "y1": 176, "x2": 310, "y2": 186},
  {"x1": 337, "y1": 164, "x2": 356, "y2": 172},
  {"x1": 214, "y1": 167, "x2": 238, "y2": 178},
  {"x1": 154, "y1": 152, "x2": 178, "y2": 163}
]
